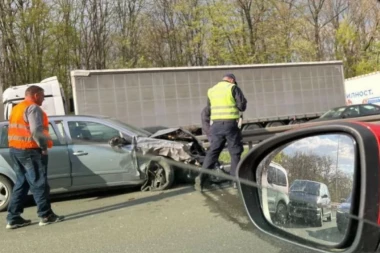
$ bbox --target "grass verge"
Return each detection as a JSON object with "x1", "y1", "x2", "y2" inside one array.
[{"x1": 219, "y1": 147, "x2": 249, "y2": 164}]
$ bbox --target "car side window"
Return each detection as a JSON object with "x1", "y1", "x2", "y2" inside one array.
[
  {"x1": 68, "y1": 121, "x2": 120, "y2": 143},
  {"x1": 48, "y1": 124, "x2": 62, "y2": 146},
  {"x1": 275, "y1": 169, "x2": 287, "y2": 187},
  {"x1": 344, "y1": 106, "x2": 360, "y2": 117},
  {"x1": 267, "y1": 166, "x2": 276, "y2": 184},
  {"x1": 321, "y1": 185, "x2": 327, "y2": 197},
  {"x1": 54, "y1": 121, "x2": 66, "y2": 137},
  {"x1": 0, "y1": 125, "x2": 8, "y2": 148},
  {"x1": 360, "y1": 104, "x2": 380, "y2": 115},
  {"x1": 0, "y1": 124, "x2": 61, "y2": 148},
  {"x1": 324, "y1": 185, "x2": 330, "y2": 197}
]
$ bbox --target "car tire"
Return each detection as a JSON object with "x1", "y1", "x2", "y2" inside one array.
[
  {"x1": 275, "y1": 201, "x2": 288, "y2": 225},
  {"x1": 148, "y1": 157, "x2": 175, "y2": 191},
  {"x1": 0, "y1": 175, "x2": 12, "y2": 212},
  {"x1": 327, "y1": 212, "x2": 332, "y2": 222},
  {"x1": 337, "y1": 223, "x2": 346, "y2": 234},
  {"x1": 315, "y1": 210, "x2": 323, "y2": 227}
]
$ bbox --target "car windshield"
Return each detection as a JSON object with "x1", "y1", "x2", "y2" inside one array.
[
  {"x1": 290, "y1": 180, "x2": 320, "y2": 196},
  {"x1": 108, "y1": 118, "x2": 151, "y2": 137},
  {"x1": 320, "y1": 107, "x2": 347, "y2": 119}
]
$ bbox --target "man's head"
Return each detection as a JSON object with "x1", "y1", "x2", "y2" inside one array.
[
  {"x1": 25, "y1": 85, "x2": 45, "y2": 106},
  {"x1": 223, "y1": 73, "x2": 237, "y2": 84}
]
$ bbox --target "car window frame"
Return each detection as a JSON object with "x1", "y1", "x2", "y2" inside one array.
[
  {"x1": 0, "y1": 124, "x2": 9, "y2": 148},
  {"x1": 48, "y1": 123, "x2": 64, "y2": 146},
  {"x1": 66, "y1": 120, "x2": 123, "y2": 144},
  {"x1": 267, "y1": 166, "x2": 276, "y2": 184},
  {"x1": 343, "y1": 105, "x2": 360, "y2": 117},
  {"x1": 0, "y1": 121, "x2": 67, "y2": 148},
  {"x1": 359, "y1": 104, "x2": 380, "y2": 115},
  {"x1": 275, "y1": 168, "x2": 287, "y2": 187}
]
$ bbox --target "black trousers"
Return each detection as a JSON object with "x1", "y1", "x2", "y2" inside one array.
[{"x1": 202, "y1": 120, "x2": 243, "y2": 177}]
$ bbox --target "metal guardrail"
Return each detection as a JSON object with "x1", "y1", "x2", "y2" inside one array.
[{"x1": 196, "y1": 115, "x2": 380, "y2": 149}]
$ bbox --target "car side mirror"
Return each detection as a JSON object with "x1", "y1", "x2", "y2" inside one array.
[
  {"x1": 236, "y1": 122, "x2": 380, "y2": 253},
  {"x1": 108, "y1": 136, "x2": 130, "y2": 147}
]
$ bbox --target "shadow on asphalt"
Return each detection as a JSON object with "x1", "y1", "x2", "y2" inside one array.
[
  {"x1": 202, "y1": 183, "x2": 311, "y2": 253},
  {"x1": 202, "y1": 183, "x2": 254, "y2": 232},
  {"x1": 22, "y1": 183, "x2": 190, "y2": 207},
  {"x1": 63, "y1": 186, "x2": 195, "y2": 222},
  {"x1": 306, "y1": 227, "x2": 344, "y2": 244}
]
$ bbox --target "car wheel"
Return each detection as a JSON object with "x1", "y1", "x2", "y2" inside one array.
[
  {"x1": 337, "y1": 222, "x2": 347, "y2": 234},
  {"x1": 147, "y1": 157, "x2": 175, "y2": 191},
  {"x1": 315, "y1": 210, "x2": 323, "y2": 227},
  {"x1": 0, "y1": 175, "x2": 12, "y2": 212},
  {"x1": 327, "y1": 212, "x2": 332, "y2": 222},
  {"x1": 275, "y1": 202, "x2": 288, "y2": 225}
]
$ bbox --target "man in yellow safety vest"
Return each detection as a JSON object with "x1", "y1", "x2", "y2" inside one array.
[{"x1": 195, "y1": 73, "x2": 247, "y2": 191}]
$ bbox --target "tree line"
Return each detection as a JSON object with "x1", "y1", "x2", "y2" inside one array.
[
  {"x1": 0, "y1": 0, "x2": 378, "y2": 97},
  {"x1": 273, "y1": 151, "x2": 352, "y2": 202}
]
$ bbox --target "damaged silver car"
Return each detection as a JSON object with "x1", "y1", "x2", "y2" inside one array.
[{"x1": 0, "y1": 115, "x2": 227, "y2": 212}]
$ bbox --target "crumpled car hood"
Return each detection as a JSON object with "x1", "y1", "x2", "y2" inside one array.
[
  {"x1": 136, "y1": 137, "x2": 194, "y2": 162},
  {"x1": 147, "y1": 127, "x2": 206, "y2": 161},
  {"x1": 109, "y1": 127, "x2": 205, "y2": 165}
]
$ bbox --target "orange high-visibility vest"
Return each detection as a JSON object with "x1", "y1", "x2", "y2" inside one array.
[{"x1": 8, "y1": 100, "x2": 53, "y2": 149}]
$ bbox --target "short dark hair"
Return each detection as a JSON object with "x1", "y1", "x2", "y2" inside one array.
[
  {"x1": 223, "y1": 73, "x2": 236, "y2": 81},
  {"x1": 25, "y1": 85, "x2": 44, "y2": 96}
]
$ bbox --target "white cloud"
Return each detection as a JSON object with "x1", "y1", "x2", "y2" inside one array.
[{"x1": 282, "y1": 134, "x2": 355, "y2": 174}]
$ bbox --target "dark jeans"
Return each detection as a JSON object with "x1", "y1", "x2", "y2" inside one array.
[
  {"x1": 7, "y1": 148, "x2": 52, "y2": 222},
  {"x1": 202, "y1": 120, "x2": 243, "y2": 177}
]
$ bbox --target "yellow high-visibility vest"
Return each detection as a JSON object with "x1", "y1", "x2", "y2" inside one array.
[{"x1": 208, "y1": 81, "x2": 239, "y2": 120}]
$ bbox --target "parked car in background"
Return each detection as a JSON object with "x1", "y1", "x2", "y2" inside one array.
[
  {"x1": 0, "y1": 115, "x2": 217, "y2": 212},
  {"x1": 310, "y1": 104, "x2": 380, "y2": 122},
  {"x1": 336, "y1": 193, "x2": 352, "y2": 234},
  {"x1": 288, "y1": 180, "x2": 333, "y2": 227}
]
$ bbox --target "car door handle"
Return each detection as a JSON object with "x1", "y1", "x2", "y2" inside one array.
[{"x1": 73, "y1": 151, "x2": 88, "y2": 156}]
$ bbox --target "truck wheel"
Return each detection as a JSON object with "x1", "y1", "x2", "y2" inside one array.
[
  {"x1": 327, "y1": 212, "x2": 332, "y2": 222},
  {"x1": 148, "y1": 157, "x2": 175, "y2": 191},
  {"x1": 289, "y1": 120, "x2": 306, "y2": 124},
  {"x1": 0, "y1": 175, "x2": 12, "y2": 212},
  {"x1": 243, "y1": 123, "x2": 262, "y2": 131},
  {"x1": 266, "y1": 121, "x2": 284, "y2": 128}
]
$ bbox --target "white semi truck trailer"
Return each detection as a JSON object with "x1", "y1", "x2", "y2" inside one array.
[{"x1": 70, "y1": 61, "x2": 346, "y2": 133}]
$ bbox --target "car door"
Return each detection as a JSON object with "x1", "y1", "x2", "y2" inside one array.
[
  {"x1": 65, "y1": 119, "x2": 140, "y2": 188},
  {"x1": 324, "y1": 184, "x2": 332, "y2": 216},
  {"x1": 320, "y1": 184, "x2": 330, "y2": 216},
  {"x1": 0, "y1": 122, "x2": 71, "y2": 190},
  {"x1": 46, "y1": 121, "x2": 71, "y2": 190}
]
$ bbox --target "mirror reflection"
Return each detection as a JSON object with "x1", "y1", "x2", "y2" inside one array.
[{"x1": 257, "y1": 133, "x2": 355, "y2": 246}]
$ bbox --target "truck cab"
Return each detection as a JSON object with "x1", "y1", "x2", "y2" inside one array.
[{"x1": 2, "y1": 76, "x2": 67, "y2": 120}]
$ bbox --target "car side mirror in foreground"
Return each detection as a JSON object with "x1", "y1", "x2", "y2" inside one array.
[{"x1": 236, "y1": 122, "x2": 380, "y2": 253}]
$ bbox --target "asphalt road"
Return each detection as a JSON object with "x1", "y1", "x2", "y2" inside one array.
[
  {"x1": 275, "y1": 211, "x2": 344, "y2": 245},
  {"x1": 0, "y1": 184, "x2": 343, "y2": 253}
]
